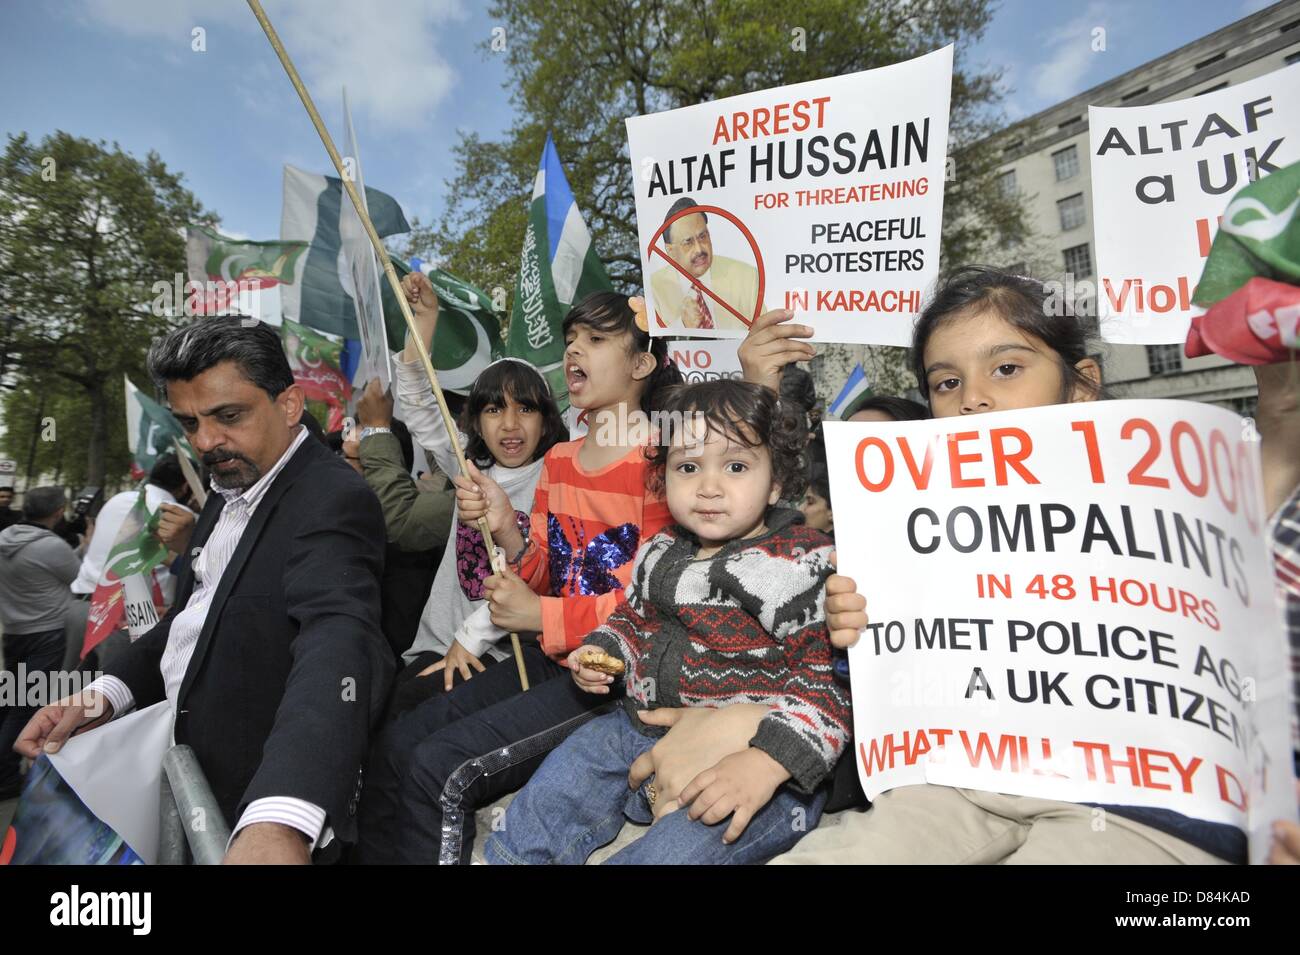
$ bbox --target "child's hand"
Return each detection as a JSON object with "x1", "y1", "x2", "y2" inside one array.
[
  {"x1": 738, "y1": 308, "x2": 816, "y2": 393},
  {"x1": 483, "y1": 565, "x2": 543, "y2": 632},
  {"x1": 567, "y1": 645, "x2": 616, "y2": 694},
  {"x1": 453, "y1": 462, "x2": 513, "y2": 534},
  {"x1": 400, "y1": 271, "x2": 440, "y2": 361},
  {"x1": 677, "y1": 748, "x2": 791, "y2": 843},
  {"x1": 826, "y1": 550, "x2": 868, "y2": 649}
]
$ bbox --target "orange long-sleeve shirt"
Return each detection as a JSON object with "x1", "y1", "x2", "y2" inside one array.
[{"x1": 513, "y1": 439, "x2": 672, "y2": 658}]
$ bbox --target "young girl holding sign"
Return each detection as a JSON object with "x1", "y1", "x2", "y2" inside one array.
[
  {"x1": 778, "y1": 265, "x2": 1249, "y2": 864},
  {"x1": 357, "y1": 293, "x2": 683, "y2": 864}
]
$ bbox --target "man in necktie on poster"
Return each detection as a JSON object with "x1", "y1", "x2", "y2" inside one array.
[{"x1": 650, "y1": 196, "x2": 764, "y2": 332}]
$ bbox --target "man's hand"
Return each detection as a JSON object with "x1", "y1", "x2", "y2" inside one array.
[
  {"x1": 420, "y1": 640, "x2": 488, "y2": 692},
  {"x1": 400, "y1": 271, "x2": 440, "y2": 363},
  {"x1": 483, "y1": 565, "x2": 543, "y2": 632},
  {"x1": 14, "y1": 690, "x2": 114, "y2": 758},
  {"x1": 627, "y1": 704, "x2": 768, "y2": 819},
  {"x1": 567, "y1": 644, "x2": 617, "y2": 694},
  {"x1": 827, "y1": 550, "x2": 868, "y2": 649},
  {"x1": 738, "y1": 308, "x2": 816, "y2": 392},
  {"x1": 222, "y1": 822, "x2": 312, "y2": 865},
  {"x1": 156, "y1": 502, "x2": 197, "y2": 555},
  {"x1": 678, "y1": 747, "x2": 791, "y2": 843},
  {"x1": 679, "y1": 295, "x2": 704, "y2": 329},
  {"x1": 356, "y1": 377, "x2": 394, "y2": 429}
]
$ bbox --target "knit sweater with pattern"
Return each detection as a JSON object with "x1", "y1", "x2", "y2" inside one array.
[{"x1": 585, "y1": 506, "x2": 850, "y2": 792}]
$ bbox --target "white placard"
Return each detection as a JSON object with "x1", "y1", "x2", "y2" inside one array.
[
  {"x1": 626, "y1": 47, "x2": 952, "y2": 345},
  {"x1": 825, "y1": 400, "x2": 1296, "y2": 859},
  {"x1": 1089, "y1": 63, "x2": 1300, "y2": 344}
]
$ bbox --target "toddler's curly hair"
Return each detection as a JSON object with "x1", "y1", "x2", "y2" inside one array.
[{"x1": 645, "y1": 379, "x2": 809, "y2": 500}]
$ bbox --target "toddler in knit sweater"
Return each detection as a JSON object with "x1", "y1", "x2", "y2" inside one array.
[{"x1": 484, "y1": 379, "x2": 850, "y2": 865}]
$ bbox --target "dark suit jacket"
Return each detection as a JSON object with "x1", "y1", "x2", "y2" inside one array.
[{"x1": 105, "y1": 435, "x2": 392, "y2": 852}]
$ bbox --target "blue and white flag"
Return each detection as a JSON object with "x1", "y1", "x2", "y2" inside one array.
[{"x1": 828, "y1": 363, "x2": 872, "y2": 419}]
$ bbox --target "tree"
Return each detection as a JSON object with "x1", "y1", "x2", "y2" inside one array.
[
  {"x1": 424, "y1": 0, "x2": 1028, "y2": 313},
  {"x1": 0, "y1": 132, "x2": 215, "y2": 486}
]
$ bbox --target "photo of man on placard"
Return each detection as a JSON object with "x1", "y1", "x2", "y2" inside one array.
[{"x1": 650, "y1": 196, "x2": 764, "y2": 331}]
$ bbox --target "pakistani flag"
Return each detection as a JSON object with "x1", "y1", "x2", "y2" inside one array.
[
  {"x1": 82, "y1": 488, "x2": 169, "y2": 657},
  {"x1": 281, "y1": 163, "x2": 411, "y2": 340},
  {"x1": 420, "y1": 265, "x2": 503, "y2": 393},
  {"x1": 280, "y1": 318, "x2": 351, "y2": 431},
  {"x1": 508, "y1": 134, "x2": 613, "y2": 410},
  {"x1": 185, "y1": 226, "x2": 307, "y2": 325},
  {"x1": 124, "y1": 376, "x2": 188, "y2": 481}
]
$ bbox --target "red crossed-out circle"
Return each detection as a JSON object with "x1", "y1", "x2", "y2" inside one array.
[{"x1": 646, "y1": 204, "x2": 766, "y2": 330}]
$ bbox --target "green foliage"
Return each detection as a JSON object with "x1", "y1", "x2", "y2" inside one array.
[
  {"x1": 0, "y1": 131, "x2": 214, "y2": 486},
  {"x1": 421, "y1": 0, "x2": 1029, "y2": 335}
]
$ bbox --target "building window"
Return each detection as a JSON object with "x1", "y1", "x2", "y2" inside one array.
[
  {"x1": 1221, "y1": 395, "x2": 1258, "y2": 418},
  {"x1": 1062, "y1": 243, "x2": 1092, "y2": 278},
  {"x1": 1146, "y1": 344, "x2": 1182, "y2": 376},
  {"x1": 1196, "y1": 81, "x2": 1229, "y2": 96},
  {"x1": 997, "y1": 169, "x2": 1017, "y2": 197},
  {"x1": 1003, "y1": 138, "x2": 1024, "y2": 155},
  {"x1": 1286, "y1": 51, "x2": 1300, "y2": 66},
  {"x1": 1194, "y1": 51, "x2": 1225, "y2": 71},
  {"x1": 1052, "y1": 145, "x2": 1079, "y2": 181},
  {"x1": 1058, "y1": 193, "x2": 1086, "y2": 231},
  {"x1": 1120, "y1": 85, "x2": 1149, "y2": 101},
  {"x1": 1058, "y1": 115, "x2": 1082, "y2": 130}
]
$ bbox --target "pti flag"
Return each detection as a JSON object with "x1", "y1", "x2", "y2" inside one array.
[
  {"x1": 280, "y1": 163, "x2": 410, "y2": 340},
  {"x1": 507, "y1": 134, "x2": 613, "y2": 410},
  {"x1": 82, "y1": 488, "x2": 169, "y2": 658},
  {"x1": 280, "y1": 318, "x2": 351, "y2": 430},
  {"x1": 124, "y1": 376, "x2": 188, "y2": 481},
  {"x1": 827, "y1": 364, "x2": 872, "y2": 419},
  {"x1": 185, "y1": 226, "x2": 306, "y2": 325}
]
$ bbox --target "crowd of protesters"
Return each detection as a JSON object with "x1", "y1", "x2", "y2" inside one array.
[{"x1": 2, "y1": 257, "x2": 1297, "y2": 865}]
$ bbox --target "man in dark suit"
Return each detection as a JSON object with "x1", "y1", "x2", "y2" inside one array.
[{"x1": 15, "y1": 316, "x2": 391, "y2": 864}]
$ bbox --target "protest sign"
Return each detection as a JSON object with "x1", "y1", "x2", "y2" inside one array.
[
  {"x1": 667, "y1": 338, "x2": 743, "y2": 383},
  {"x1": 626, "y1": 47, "x2": 951, "y2": 345},
  {"x1": 1089, "y1": 63, "x2": 1300, "y2": 344},
  {"x1": 825, "y1": 400, "x2": 1296, "y2": 859},
  {"x1": 82, "y1": 487, "x2": 170, "y2": 657}
]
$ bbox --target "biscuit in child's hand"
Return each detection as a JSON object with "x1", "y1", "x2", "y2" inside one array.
[{"x1": 578, "y1": 650, "x2": 625, "y2": 676}]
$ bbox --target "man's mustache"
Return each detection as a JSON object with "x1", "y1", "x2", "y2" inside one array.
[{"x1": 201, "y1": 450, "x2": 253, "y2": 468}]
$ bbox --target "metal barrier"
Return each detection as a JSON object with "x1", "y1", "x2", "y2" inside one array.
[{"x1": 157, "y1": 745, "x2": 230, "y2": 865}]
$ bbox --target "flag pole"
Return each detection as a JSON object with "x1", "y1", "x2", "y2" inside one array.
[{"x1": 245, "y1": 0, "x2": 529, "y2": 691}]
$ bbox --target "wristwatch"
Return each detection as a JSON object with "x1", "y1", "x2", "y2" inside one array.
[{"x1": 358, "y1": 426, "x2": 393, "y2": 441}]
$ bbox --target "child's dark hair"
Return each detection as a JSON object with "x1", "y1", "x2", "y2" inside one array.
[
  {"x1": 562, "y1": 291, "x2": 683, "y2": 414},
  {"x1": 458, "y1": 359, "x2": 568, "y2": 468},
  {"x1": 646, "y1": 379, "x2": 808, "y2": 500},
  {"x1": 808, "y1": 461, "x2": 832, "y2": 505},
  {"x1": 846, "y1": 394, "x2": 930, "y2": 422},
  {"x1": 911, "y1": 266, "x2": 1104, "y2": 406}
]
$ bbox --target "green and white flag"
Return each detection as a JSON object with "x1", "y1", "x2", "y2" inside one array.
[
  {"x1": 339, "y1": 88, "x2": 391, "y2": 391},
  {"x1": 419, "y1": 265, "x2": 503, "y2": 393},
  {"x1": 184, "y1": 226, "x2": 307, "y2": 325},
  {"x1": 507, "y1": 134, "x2": 613, "y2": 411},
  {"x1": 124, "y1": 376, "x2": 188, "y2": 481},
  {"x1": 280, "y1": 163, "x2": 410, "y2": 340}
]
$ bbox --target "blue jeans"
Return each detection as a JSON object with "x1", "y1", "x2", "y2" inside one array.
[{"x1": 483, "y1": 710, "x2": 827, "y2": 865}]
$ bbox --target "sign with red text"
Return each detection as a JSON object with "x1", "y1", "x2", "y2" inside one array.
[
  {"x1": 626, "y1": 47, "x2": 951, "y2": 345},
  {"x1": 1089, "y1": 63, "x2": 1300, "y2": 344},
  {"x1": 667, "y1": 338, "x2": 742, "y2": 384},
  {"x1": 824, "y1": 401, "x2": 1296, "y2": 857}
]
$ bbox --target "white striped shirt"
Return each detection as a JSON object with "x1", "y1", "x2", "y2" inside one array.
[{"x1": 89, "y1": 426, "x2": 330, "y2": 851}]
